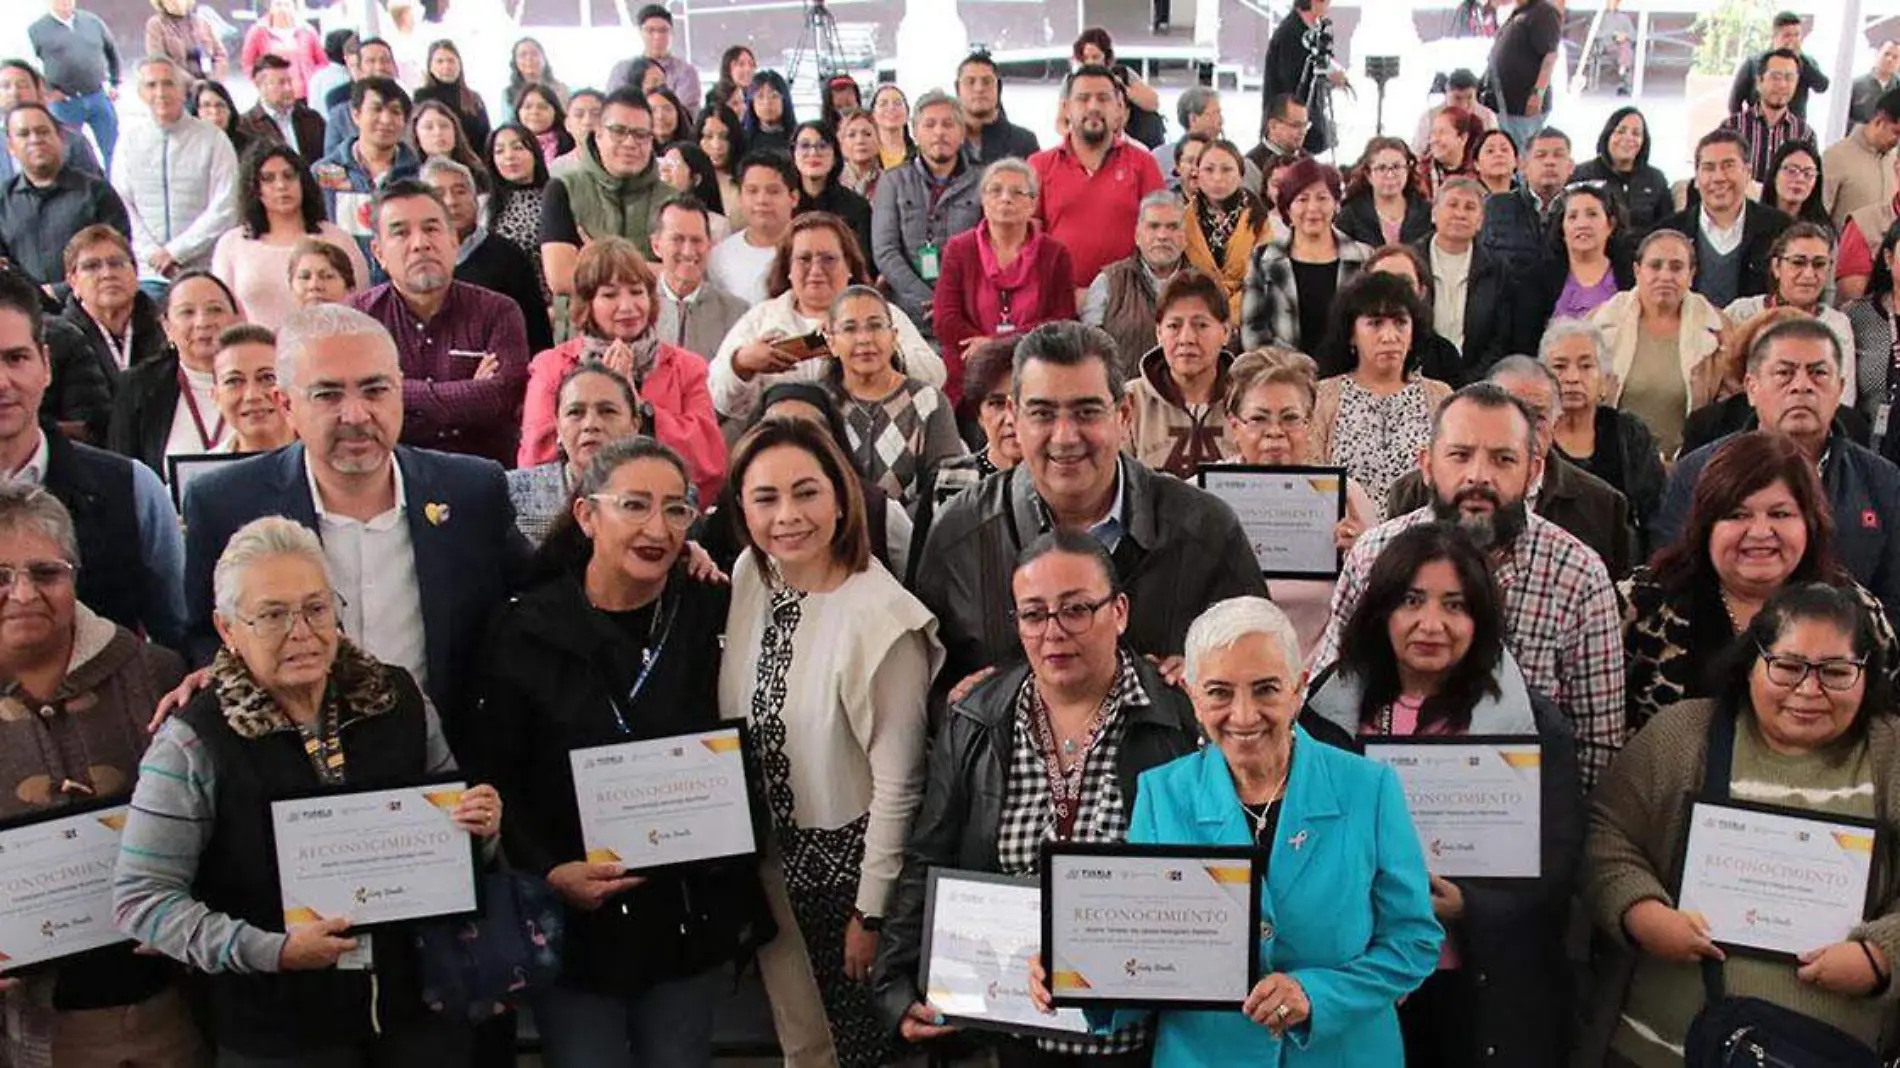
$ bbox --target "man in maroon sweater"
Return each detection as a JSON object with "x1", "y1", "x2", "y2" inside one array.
[{"x1": 348, "y1": 179, "x2": 529, "y2": 465}]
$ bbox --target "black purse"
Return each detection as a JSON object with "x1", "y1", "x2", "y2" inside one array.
[
  {"x1": 411, "y1": 870, "x2": 566, "y2": 1022},
  {"x1": 1682, "y1": 711, "x2": 1883, "y2": 1068}
]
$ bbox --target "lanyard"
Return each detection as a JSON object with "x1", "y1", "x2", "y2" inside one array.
[
  {"x1": 297, "y1": 694, "x2": 345, "y2": 785},
  {"x1": 1031, "y1": 687, "x2": 1112, "y2": 841},
  {"x1": 1886, "y1": 304, "x2": 1900, "y2": 407},
  {"x1": 100, "y1": 321, "x2": 132, "y2": 371},
  {"x1": 176, "y1": 367, "x2": 225, "y2": 450},
  {"x1": 604, "y1": 592, "x2": 677, "y2": 735}
]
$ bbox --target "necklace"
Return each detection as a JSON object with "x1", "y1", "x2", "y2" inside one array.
[
  {"x1": 1239, "y1": 739, "x2": 1293, "y2": 837},
  {"x1": 1719, "y1": 588, "x2": 1754, "y2": 633}
]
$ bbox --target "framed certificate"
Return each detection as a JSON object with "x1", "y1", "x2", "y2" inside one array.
[
  {"x1": 0, "y1": 800, "x2": 134, "y2": 972},
  {"x1": 167, "y1": 453, "x2": 254, "y2": 513},
  {"x1": 1364, "y1": 737, "x2": 1543, "y2": 879},
  {"x1": 1675, "y1": 799, "x2": 1880, "y2": 961},
  {"x1": 1042, "y1": 842, "x2": 1262, "y2": 1009},
  {"x1": 569, "y1": 724, "x2": 759, "y2": 873},
  {"x1": 1196, "y1": 465, "x2": 1347, "y2": 579},
  {"x1": 268, "y1": 779, "x2": 481, "y2": 931},
  {"x1": 920, "y1": 869, "x2": 1092, "y2": 1040}
]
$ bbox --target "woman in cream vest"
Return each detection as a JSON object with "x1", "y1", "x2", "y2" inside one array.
[{"x1": 1588, "y1": 229, "x2": 1730, "y2": 461}]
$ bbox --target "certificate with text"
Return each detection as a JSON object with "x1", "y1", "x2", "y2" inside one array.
[
  {"x1": 1042, "y1": 842, "x2": 1261, "y2": 1009},
  {"x1": 1676, "y1": 800, "x2": 1878, "y2": 960},
  {"x1": 270, "y1": 782, "x2": 480, "y2": 929},
  {"x1": 1365, "y1": 737, "x2": 1543, "y2": 879},
  {"x1": 570, "y1": 725, "x2": 758, "y2": 872},
  {"x1": 1196, "y1": 465, "x2": 1347, "y2": 578},
  {"x1": 0, "y1": 803, "x2": 133, "y2": 971},
  {"x1": 921, "y1": 869, "x2": 1091, "y2": 1039}
]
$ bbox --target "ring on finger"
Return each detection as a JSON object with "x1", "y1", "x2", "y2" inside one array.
[{"x1": 1276, "y1": 1004, "x2": 1290, "y2": 1020}]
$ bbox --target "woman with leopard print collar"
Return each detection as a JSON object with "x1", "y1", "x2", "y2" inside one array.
[
  {"x1": 113, "y1": 517, "x2": 504, "y2": 1065},
  {"x1": 1621, "y1": 431, "x2": 1900, "y2": 732}
]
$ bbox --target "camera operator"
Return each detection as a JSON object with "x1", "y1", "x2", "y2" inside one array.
[{"x1": 1262, "y1": 0, "x2": 1347, "y2": 154}]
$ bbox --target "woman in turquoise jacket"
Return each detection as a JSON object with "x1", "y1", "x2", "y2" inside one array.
[{"x1": 1036, "y1": 595, "x2": 1441, "y2": 1065}]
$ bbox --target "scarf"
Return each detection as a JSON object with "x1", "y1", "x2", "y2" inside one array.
[
  {"x1": 585, "y1": 329, "x2": 661, "y2": 385},
  {"x1": 1196, "y1": 192, "x2": 1245, "y2": 267},
  {"x1": 973, "y1": 220, "x2": 1048, "y2": 335}
]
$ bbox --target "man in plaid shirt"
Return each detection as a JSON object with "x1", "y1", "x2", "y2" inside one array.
[
  {"x1": 1313, "y1": 384, "x2": 1626, "y2": 788},
  {"x1": 1721, "y1": 49, "x2": 1815, "y2": 184}
]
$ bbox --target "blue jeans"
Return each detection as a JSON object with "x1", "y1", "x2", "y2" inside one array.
[
  {"x1": 531, "y1": 970, "x2": 721, "y2": 1068},
  {"x1": 1498, "y1": 111, "x2": 1548, "y2": 152},
  {"x1": 48, "y1": 90, "x2": 118, "y2": 173}
]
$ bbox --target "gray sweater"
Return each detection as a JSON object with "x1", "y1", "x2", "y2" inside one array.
[{"x1": 28, "y1": 12, "x2": 121, "y2": 97}]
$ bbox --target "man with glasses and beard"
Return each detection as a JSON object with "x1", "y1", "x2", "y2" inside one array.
[
  {"x1": 1029, "y1": 65, "x2": 1164, "y2": 301},
  {"x1": 1314, "y1": 382, "x2": 1626, "y2": 789}
]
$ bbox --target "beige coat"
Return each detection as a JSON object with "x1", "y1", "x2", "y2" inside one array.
[{"x1": 1587, "y1": 289, "x2": 1731, "y2": 414}]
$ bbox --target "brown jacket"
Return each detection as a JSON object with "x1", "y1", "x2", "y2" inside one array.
[
  {"x1": 143, "y1": 12, "x2": 227, "y2": 82},
  {"x1": 1579, "y1": 699, "x2": 1900, "y2": 1065},
  {"x1": 1182, "y1": 198, "x2": 1264, "y2": 324},
  {"x1": 1123, "y1": 347, "x2": 1237, "y2": 479}
]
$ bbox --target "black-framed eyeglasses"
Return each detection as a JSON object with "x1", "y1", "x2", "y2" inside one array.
[
  {"x1": 237, "y1": 593, "x2": 341, "y2": 641},
  {"x1": 1757, "y1": 645, "x2": 1866, "y2": 692},
  {"x1": 1012, "y1": 592, "x2": 1117, "y2": 637}
]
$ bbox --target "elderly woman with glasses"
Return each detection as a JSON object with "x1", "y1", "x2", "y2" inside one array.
[
  {"x1": 873, "y1": 529, "x2": 1200, "y2": 1062},
  {"x1": 470, "y1": 437, "x2": 774, "y2": 1067},
  {"x1": 114, "y1": 517, "x2": 503, "y2": 1064},
  {"x1": 1722, "y1": 222, "x2": 1856, "y2": 401},
  {"x1": 934, "y1": 159, "x2": 1079, "y2": 403},
  {"x1": 1029, "y1": 596, "x2": 1441, "y2": 1066},
  {"x1": 1583, "y1": 583, "x2": 1900, "y2": 1068},
  {"x1": 0, "y1": 485, "x2": 203, "y2": 1067},
  {"x1": 508, "y1": 360, "x2": 642, "y2": 544}
]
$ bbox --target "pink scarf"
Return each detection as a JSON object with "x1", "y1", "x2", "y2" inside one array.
[
  {"x1": 972, "y1": 219, "x2": 1049, "y2": 336},
  {"x1": 535, "y1": 129, "x2": 561, "y2": 166}
]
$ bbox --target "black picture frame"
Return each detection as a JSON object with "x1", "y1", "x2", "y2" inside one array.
[
  {"x1": 921, "y1": 868, "x2": 1093, "y2": 1042},
  {"x1": 0, "y1": 797, "x2": 138, "y2": 975},
  {"x1": 265, "y1": 774, "x2": 485, "y2": 935},
  {"x1": 166, "y1": 452, "x2": 255, "y2": 513},
  {"x1": 1040, "y1": 841, "x2": 1264, "y2": 1011},
  {"x1": 566, "y1": 719, "x2": 764, "y2": 877},
  {"x1": 1360, "y1": 734, "x2": 1546, "y2": 880},
  {"x1": 1195, "y1": 464, "x2": 1349, "y2": 579},
  {"x1": 1670, "y1": 797, "x2": 1883, "y2": 964}
]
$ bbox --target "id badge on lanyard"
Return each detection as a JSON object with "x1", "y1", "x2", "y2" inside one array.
[{"x1": 917, "y1": 241, "x2": 941, "y2": 283}]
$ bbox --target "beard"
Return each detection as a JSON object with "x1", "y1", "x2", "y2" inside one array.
[
  {"x1": 1430, "y1": 485, "x2": 1530, "y2": 552},
  {"x1": 1076, "y1": 117, "x2": 1110, "y2": 146}
]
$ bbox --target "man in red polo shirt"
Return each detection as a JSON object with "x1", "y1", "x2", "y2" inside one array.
[{"x1": 1030, "y1": 64, "x2": 1166, "y2": 304}]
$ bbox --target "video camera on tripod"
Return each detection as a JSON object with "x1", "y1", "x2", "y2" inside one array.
[
  {"x1": 1298, "y1": 17, "x2": 1338, "y2": 155},
  {"x1": 1302, "y1": 16, "x2": 1335, "y2": 68}
]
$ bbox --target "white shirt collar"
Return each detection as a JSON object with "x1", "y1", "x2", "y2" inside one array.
[
  {"x1": 1699, "y1": 206, "x2": 1747, "y2": 254},
  {"x1": 6, "y1": 430, "x2": 49, "y2": 487},
  {"x1": 303, "y1": 450, "x2": 407, "y2": 529},
  {"x1": 660, "y1": 273, "x2": 704, "y2": 305}
]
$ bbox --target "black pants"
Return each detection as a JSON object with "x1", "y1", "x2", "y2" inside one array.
[
  {"x1": 215, "y1": 1014, "x2": 472, "y2": 1067},
  {"x1": 993, "y1": 1037, "x2": 1154, "y2": 1068},
  {"x1": 1398, "y1": 967, "x2": 1478, "y2": 1068},
  {"x1": 1151, "y1": 0, "x2": 1170, "y2": 27}
]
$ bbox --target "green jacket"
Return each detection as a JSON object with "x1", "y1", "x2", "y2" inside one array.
[{"x1": 556, "y1": 135, "x2": 667, "y2": 250}]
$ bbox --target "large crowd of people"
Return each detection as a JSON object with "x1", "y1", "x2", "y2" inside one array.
[{"x1": 2, "y1": 0, "x2": 1900, "y2": 1065}]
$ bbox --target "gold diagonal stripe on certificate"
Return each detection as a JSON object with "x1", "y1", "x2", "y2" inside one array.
[
  {"x1": 1834, "y1": 830, "x2": 1876, "y2": 855},
  {"x1": 700, "y1": 735, "x2": 743, "y2": 753},
  {"x1": 422, "y1": 790, "x2": 464, "y2": 811},
  {"x1": 586, "y1": 848, "x2": 623, "y2": 864},
  {"x1": 1498, "y1": 750, "x2": 1542, "y2": 770},
  {"x1": 1202, "y1": 864, "x2": 1251, "y2": 884},
  {"x1": 95, "y1": 813, "x2": 127, "y2": 832},
  {"x1": 1306, "y1": 478, "x2": 1339, "y2": 493},
  {"x1": 283, "y1": 906, "x2": 324, "y2": 925}
]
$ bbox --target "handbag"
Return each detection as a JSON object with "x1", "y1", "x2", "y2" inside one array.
[
  {"x1": 412, "y1": 870, "x2": 565, "y2": 1023},
  {"x1": 1682, "y1": 710, "x2": 1883, "y2": 1068}
]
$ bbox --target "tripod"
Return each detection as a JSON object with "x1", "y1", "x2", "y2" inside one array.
[
  {"x1": 788, "y1": 0, "x2": 848, "y2": 86},
  {"x1": 1298, "y1": 44, "x2": 1336, "y2": 158}
]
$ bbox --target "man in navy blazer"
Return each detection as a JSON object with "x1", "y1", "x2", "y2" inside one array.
[{"x1": 181, "y1": 304, "x2": 528, "y2": 741}]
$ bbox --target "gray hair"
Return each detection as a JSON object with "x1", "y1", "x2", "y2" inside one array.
[
  {"x1": 419, "y1": 156, "x2": 477, "y2": 189},
  {"x1": 135, "y1": 56, "x2": 183, "y2": 84},
  {"x1": 1138, "y1": 189, "x2": 1188, "y2": 218},
  {"x1": 980, "y1": 157, "x2": 1038, "y2": 198},
  {"x1": 1748, "y1": 315, "x2": 1845, "y2": 373},
  {"x1": 274, "y1": 303, "x2": 399, "y2": 392},
  {"x1": 1434, "y1": 176, "x2": 1487, "y2": 203},
  {"x1": 1537, "y1": 318, "x2": 1610, "y2": 367},
  {"x1": 912, "y1": 88, "x2": 964, "y2": 128},
  {"x1": 212, "y1": 516, "x2": 330, "y2": 621},
  {"x1": 1487, "y1": 353, "x2": 1560, "y2": 395},
  {"x1": 1176, "y1": 86, "x2": 1218, "y2": 129},
  {"x1": 1183, "y1": 597, "x2": 1303, "y2": 687},
  {"x1": 827, "y1": 283, "x2": 889, "y2": 322},
  {"x1": 0, "y1": 484, "x2": 79, "y2": 565}
]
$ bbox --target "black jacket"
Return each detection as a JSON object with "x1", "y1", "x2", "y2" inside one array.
[
  {"x1": 1386, "y1": 451, "x2": 1637, "y2": 577},
  {"x1": 1729, "y1": 50, "x2": 1831, "y2": 119},
  {"x1": 42, "y1": 425, "x2": 176, "y2": 646},
  {"x1": 457, "y1": 233, "x2": 554, "y2": 355},
  {"x1": 59, "y1": 289, "x2": 168, "y2": 396},
  {"x1": 1570, "y1": 159, "x2": 1674, "y2": 235},
  {"x1": 869, "y1": 654, "x2": 1202, "y2": 1034},
  {"x1": 177, "y1": 658, "x2": 436, "y2": 1057},
  {"x1": 799, "y1": 183, "x2": 875, "y2": 271},
  {"x1": 237, "y1": 102, "x2": 327, "y2": 165},
  {"x1": 974, "y1": 111, "x2": 1040, "y2": 165},
  {"x1": 1682, "y1": 393, "x2": 1871, "y2": 458},
  {"x1": 41, "y1": 315, "x2": 112, "y2": 442},
  {"x1": 1301, "y1": 664, "x2": 1584, "y2": 1068},
  {"x1": 1411, "y1": 236, "x2": 1518, "y2": 378},
  {"x1": 0, "y1": 170, "x2": 129, "y2": 286},
  {"x1": 1263, "y1": 11, "x2": 1327, "y2": 153},
  {"x1": 106, "y1": 351, "x2": 182, "y2": 479},
  {"x1": 468, "y1": 566, "x2": 775, "y2": 997},
  {"x1": 1659, "y1": 200, "x2": 1792, "y2": 304},
  {"x1": 1337, "y1": 192, "x2": 1434, "y2": 250},
  {"x1": 1521, "y1": 249, "x2": 1637, "y2": 333},
  {"x1": 1555, "y1": 405, "x2": 1667, "y2": 552}
]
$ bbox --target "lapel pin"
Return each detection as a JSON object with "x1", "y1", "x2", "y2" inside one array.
[
  {"x1": 424, "y1": 502, "x2": 451, "y2": 526},
  {"x1": 1289, "y1": 830, "x2": 1308, "y2": 851}
]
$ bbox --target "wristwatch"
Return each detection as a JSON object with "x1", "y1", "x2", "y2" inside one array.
[{"x1": 851, "y1": 908, "x2": 883, "y2": 932}]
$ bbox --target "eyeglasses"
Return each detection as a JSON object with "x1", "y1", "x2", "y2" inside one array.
[
  {"x1": 587, "y1": 493, "x2": 699, "y2": 532},
  {"x1": 73, "y1": 256, "x2": 132, "y2": 274},
  {"x1": 600, "y1": 124, "x2": 655, "y2": 144},
  {"x1": 1368, "y1": 162, "x2": 1409, "y2": 175},
  {"x1": 1013, "y1": 592, "x2": 1117, "y2": 637},
  {"x1": 1778, "y1": 254, "x2": 1832, "y2": 273},
  {"x1": 792, "y1": 251, "x2": 843, "y2": 273},
  {"x1": 1757, "y1": 646, "x2": 1866, "y2": 692},
  {"x1": 984, "y1": 186, "x2": 1036, "y2": 201},
  {"x1": 1778, "y1": 165, "x2": 1819, "y2": 181},
  {"x1": 0, "y1": 560, "x2": 76, "y2": 594},
  {"x1": 828, "y1": 318, "x2": 891, "y2": 337},
  {"x1": 793, "y1": 141, "x2": 833, "y2": 155},
  {"x1": 1238, "y1": 411, "x2": 1310, "y2": 433},
  {"x1": 237, "y1": 596, "x2": 338, "y2": 640}
]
